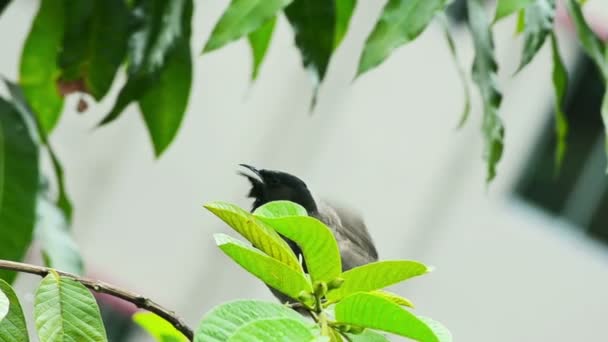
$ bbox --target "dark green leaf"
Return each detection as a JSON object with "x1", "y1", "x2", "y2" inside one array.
[
  {"x1": 326, "y1": 260, "x2": 429, "y2": 302},
  {"x1": 357, "y1": 0, "x2": 449, "y2": 77},
  {"x1": 138, "y1": 39, "x2": 192, "y2": 156},
  {"x1": 467, "y1": 0, "x2": 504, "y2": 182},
  {"x1": 550, "y1": 34, "x2": 568, "y2": 172},
  {"x1": 603, "y1": 88, "x2": 608, "y2": 172},
  {"x1": 494, "y1": 0, "x2": 533, "y2": 22},
  {"x1": 0, "y1": 279, "x2": 30, "y2": 342},
  {"x1": 564, "y1": 0, "x2": 607, "y2": 78},
  {"x1": 195, "y1": 300, "x2": 304, "y2": 342},
  {"x1": 204, "y1": 0, "x2": 291, "y2": 53},
  {"x1": 227, "y1": 318, "x2": 317, "y2": 342},
  {"x1": 335, "y1": 293, "x2": 440, "y2": 342},
  {"x1": 133, "y1": 312, "x2": 188, "y2": 342},
  {"x1": 0, "y1": 0, "x2": 11, "y2": 17},
  {"x1": 214, "y1": 234, "x2": 312, "y2": 302},
  {"x1": 204, "y1": 201, "x2": 301, "y2": 271},
  {"x1": 19, "y1": 0, "x2": 65, "y2": 133},
  {"x1": 517, "y1": 0, "x2": 555, "y2": 71},
  {"x1": 0, "y1": 98, "x2": 38, "y2": 283},
  {"x1": 334, "y1": 0, "x2": 356, "y2": 48},
  {"x1": 247, "y1": 17, "x2": 277, "y2": 81},
  {"x1": 34, "y1": 272, "x2": 108, "y2": 341}
]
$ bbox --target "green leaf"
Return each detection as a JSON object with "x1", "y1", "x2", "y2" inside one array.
[
  {"x1": 204, "y1": 0, "x2": 291, "y2": 53},
  {"x1": 255, "y1": 215, "x2": 341, "y2": 284},
  {"x1": 19, "y1": 0, "x2": 64, "y2": 133},
  {"x1": 34, "y1": 272, "x2": 108, "y2": 341},
  {"x1": 417, "y1": 317, "x2": 452, "y2": 342},
  {"x1": 0, "y1": 98, "x2": 38, "y2": 283},
  {"x1": 35, "y1": 195, "x2": 84, "y2": 275},
  {"x1": 335, "y1": 293, "x2": 439, "y2": 342},
  {"x1": 0, "y1": 279, "x2": 30, "y2": 342},
  {"x1": 550, "y1": 34, "x2": 568, "y2": 172},
  {"x1": 515, "y1": 10, "x2": 526, "y2": 35},
  {"x1": 334, "y1": 0, "x2": 356, "y2": 48},
  {"x1": 228, "y1": 318, "x2": 317, "y2": 342},
  {"x1": 326, "y1": 260, "x2": 428, "y2": 302},
  {"x1": 357, "y1": 0, "x2": 449, "y2": 77},
  {"x1": 494, "y1": 0, "x2": 533, "y2": 22},
  {"x1": 133, "y1": 312, "x2": 188, "y2": 342},
  {"x1": 204, "y1": 201, "x2": 301, "y2": 272},
  {"x1": 370, "y1": 290, "x2": 414, "y2": 308},
  {"x1": 247, "y1": 17, "x2": 277, "y2": 81},
  {"x1": 214, "y1": 234, "x2": 312, "y2": 302},
  {"x1": 285, "y1": 0, "x2": 336, "y2": 84},
  {"x1": 253, "y1": 200, "x2": 308, "y2": 218},
  {"x1": 603, "y1": 87, "x2": 608, "y2": 172},
  {"x1": 195, "y1": 299, "x2": 304, "y2": 342},
  {"x1": 100, "y1": 0, "x2": 192, "y2": 131},
  {"x1": 345, "y1": 330, "x2": 389, "y2": 342},
  {"x1": 517, "y1": 0, "x2": 555, "y2": 71},
  {"x1": 138, "y1": 38, "x2": 192, "y2": 156},
  {"x1": 468, "y1": 0, "x2": 504, "y2": 182}
]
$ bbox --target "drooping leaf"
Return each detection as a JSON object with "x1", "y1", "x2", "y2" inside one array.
[
  {"x1": 0, "y1": 279, "x2": 30, "y2": 341},
  {"x1": 195, "y1": 299, "x2": 304, "y2": 342},
  {"x1": 227, "y1": 318, "x2": 317, "y2": 342},
  {"x1": 550, "y1": 34, "x2": 568, "y2": 172},
  {"x1": 335, "y1": 293, "x2": 440, "y2": 342},
  {"x1": 357, "y1": 0, "x2": 449, "y2": 77},
  {"x1": 438, "y1": 14, "x2": 471, "y2": 127},
  {"x1": 494, "y1": 0, "x2": 533, "y2": 22},
  {"x1": 19, "y1": 0, "x2": 64, "y2": 133},
  {"x1": 370, "y1": 290, "x2": 415, "y2": 308},
  {"x1": 35, "y1": 195, "x2": 84, "y2": 275},
  {"x1": 515, "y1": 10, "x2": 526, "y2": 35},
  {"x1": 247, "y1": 17, "x2": 277, "y2": 81},
  {"x1": 417, "y1": 316, "x2": 453, "y2": 342},
  {"x1": 0, "y1": 0, "x2": 10, "y2": 17},
  {"x1": 345, "y1": 329, "x2": 390, "y2": 342},
  {"x1": 133, "y1": 312, "x2": 188, "y2": 342},
  {"x1": 253, "y1": 200, "x2": 308, "y2": 218},
  {"x1": 326, "y1": 260, "x2": 428, "y2": 302},
  {"x1": 34, "y1": 272, "x2": 108, "y2": 341},
  {"x1": 255, "y1": 215, "x2": 341, "y2": 285},
  {"x1": 334, "y1": 0, "x2": 357, "y2": 48},
  {"x1": 204, "y1": 201, "x2": 301, "y2": 272},
  {"x1": 517, "y1": 0, "x2": 555, "y2": 71},
  {"x1": 0, "y1": 98, "x2": 38, "y2": 283},
  {"x1": 468, "y1": 0, "x2": 504, "y2": 182},
  {"x1": 204, "y1": 0, "x2": 291, "y2": 53},
  {"x1": 214, "y1": 234, "x2": 312, "y2": 302}
]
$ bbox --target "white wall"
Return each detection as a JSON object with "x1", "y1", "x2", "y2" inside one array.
[{"x1": 2, "y1": 1, "x2": 608, "y2": 341}]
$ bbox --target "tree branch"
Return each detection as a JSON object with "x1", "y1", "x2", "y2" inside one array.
[{"x1": 0, "y1": 259, "x2": 194, "y2": 340}]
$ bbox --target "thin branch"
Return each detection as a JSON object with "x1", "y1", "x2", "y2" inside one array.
[{"x1": 0, "y1": 259, "x2": 194, "y2": 340}]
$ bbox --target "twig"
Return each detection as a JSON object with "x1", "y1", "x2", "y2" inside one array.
[{"x1": 0, "y1": 259, "x2": 194, "y2": 340}]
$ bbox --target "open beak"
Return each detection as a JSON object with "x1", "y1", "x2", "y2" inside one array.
[{"x1": 238, "y1": 164, "x2": 264, "y2": 184}]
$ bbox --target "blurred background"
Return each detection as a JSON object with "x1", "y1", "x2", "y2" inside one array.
[{"x1": 2, "y1": 0, "x2": 608, "y2": 341}]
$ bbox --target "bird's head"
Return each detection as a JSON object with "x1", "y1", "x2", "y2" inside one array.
[{"x1": 238, "y1": 164, "x2": 317, "y2": 213}]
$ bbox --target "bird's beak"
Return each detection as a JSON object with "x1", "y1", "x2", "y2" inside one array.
[{"x1": 238, "y1": 164, "x2": 264, "y2": 185}]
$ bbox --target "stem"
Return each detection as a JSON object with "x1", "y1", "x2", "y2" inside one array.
[{"x1": 0, "y1": 259, "x2": 194, "y2": 340}]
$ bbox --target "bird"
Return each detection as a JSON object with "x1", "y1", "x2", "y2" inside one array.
[{"x1": 238, "y1": 164, "x2": 378, "y2": 305}]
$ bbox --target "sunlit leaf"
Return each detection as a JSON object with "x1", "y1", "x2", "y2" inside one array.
[
  {"x1": 133, "y1": 312, "x2": 188, "y2": 342},
  {"x1": 204, "y1": 201, "x2": 301, "y2": 272},
  {"x1": 204, "y1": 0, "x2": 291, "y2": 53},
  {"x1": 0, "y1": 279, "x2": 29, "y2": 341},
  {"x1": 335, "y1": 293, "x2": 440, "y2": 342},
  {"x1": 19, "y1": 0, "x2": 64, "y2": 133},
  {"x1": 247, "y1": 17, "x2": 277, "y2": 81},
  {"x1": 517, "y1": 0, "x2": 555, "y2": 71},
  {"x1": 256, "y1": 215, "x2": 341, "y2": 284},
  {"x1": 345, "y1": 329, "x2": 389, "y2": 342},
  {"x1": 515, "y1": 10, "x2": 526, "y2": 35},
  {"x1": 0, "y1": 97, "x2": 38, "y2": 283},
  {"x1": 550, "y1": 34, "x2": 568, "y2": 172},
  {"x1": 195, "y1": 300, "x2": 304, "y2": 342},
  {"x1": 253, "y1": 200, "x2": 308, "y2": 218},
  {"x1": 357, "y1": 0, "x2": 449, "y2": 77},
  {"x1": 370, "y1": 290, "x2": 415, "y2": 308},
  {"x1": 327, "y1": 260, "x2": 428, "y2": 302},
  {"x1": 34, "y1": 272, "x2": 108, "y2": 341},
  {"x1": 468, "y1": 0, "x2": 504, "y2": 182},
  {"x1": 334, "y1": 0, "x2": 356, "y2": 48},
  {"x1": 214, "y1": 234, "x2": 312, "y2": 302},
  {"x1": 494, "y1": 0, "x2": 533, "y2": 22},
  {"x1": 228, "y1": 318, "x2": 317, "y2": 342}
]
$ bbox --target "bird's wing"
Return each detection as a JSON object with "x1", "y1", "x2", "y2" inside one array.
[{"x1": 315, "y1": 199, "x2": 379, "y2": 270}]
